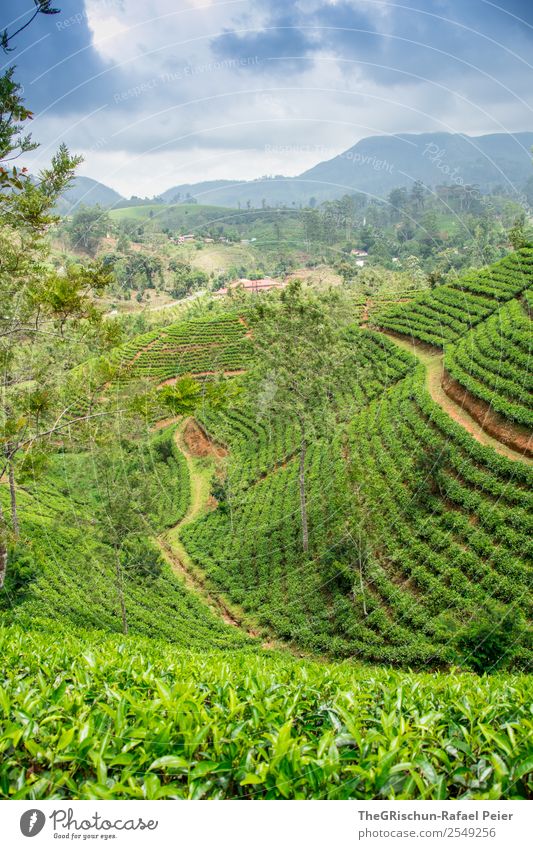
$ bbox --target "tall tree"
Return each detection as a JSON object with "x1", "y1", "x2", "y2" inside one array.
[
  {"x1": 68, "y1": 205, "x2": 111, "y2": 255},
  {"x1": 0, "y1": 49, "x2": 110, "y2": 588},
  {"x1": 249, "y1": 281, "x2": 352, "y2": 552}
]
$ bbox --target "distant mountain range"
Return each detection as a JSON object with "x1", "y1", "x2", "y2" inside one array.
[
  {"x1": 63, "y1": 132, "x2": 533, "y2": 212},
  {"x1": 56, "y1": 176, "x2": 124, "y2": 215}
]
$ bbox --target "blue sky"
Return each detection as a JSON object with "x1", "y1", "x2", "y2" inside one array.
[{"x1": 2, "y1": 0, "x2": 533, "y2": 196}]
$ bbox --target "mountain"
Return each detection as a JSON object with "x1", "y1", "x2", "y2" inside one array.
[
  {"x1": 159, "y1": 179, "x2": 247, "y2": 205},
  {"x1": 159, "y1": 131, "x2": 533, "y2": 208},
  {"x1": 56, "y1": 176, "x2": 124, "y2": 215},
  {"x1": 299, "y1": 131, "x2": 533, "y2": 198}
]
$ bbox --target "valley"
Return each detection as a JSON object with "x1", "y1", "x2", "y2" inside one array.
[{"x1": 1, "y1": 9, "x2": 532, "y2": 805}]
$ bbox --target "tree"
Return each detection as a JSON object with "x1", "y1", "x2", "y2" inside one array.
[
  {"x1": 68, "y1": 205, "x2": 111, "y2": 255},
  {"x1": 92, "y1": 443, "x2": 160, "y2": 635},
  {"x1": 411, "y1": 180, "x2": 426, "y2": 213},
  {"x1": 388, "y1": 187, "x2": 408, "y2": 221},
  {"x1": 249, "y1": 281, "x2": 352, "y2": 552},
  {"x1": 1, "y1": 2, "x2": 60, "y2": 53},
  {"x1": 508, "y1": 213, "x2": 530, "y2": 250},
  {"x1": 0, "y1": 48, "x2": 111, "y2": 589},
  {"x1": 168, "y1": 259, "x2": 208, "y2": 299},
  {"x1": 301, "y1": 208, "x2": 322, "y2": 247}
]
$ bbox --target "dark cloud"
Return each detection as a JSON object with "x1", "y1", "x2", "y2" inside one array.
[
  {"x1": 0, "y1": 1, "x2": 113, "y2": 113},
  {"x1": 2, "y1": 0, "x2": 533, "y2": 194},
  {"x1": 213, "y1": 15, "x2": 316, "y2": 71},
  {"x1": 211, "y1": 0, "x2": 533, "y2": 88}
]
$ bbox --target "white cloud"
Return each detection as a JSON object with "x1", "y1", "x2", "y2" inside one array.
[{"x1": 22, "y1": 0, "x2": 533, "y2": 196}]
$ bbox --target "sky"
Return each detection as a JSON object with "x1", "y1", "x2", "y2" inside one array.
[{"x1": 2, "y1": 0, "x2": 533, "y2": 197}]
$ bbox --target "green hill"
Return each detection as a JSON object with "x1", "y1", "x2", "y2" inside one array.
[
  {"x1": 2, "y1": 258, "x2": 532, "y2": 801},
  {"x1": 444, "y1": 293, "x2": 532, "y2": 430},
  {"x1": 0, "y1": 427, "x2": 251, "y2": 651},
  {"x1": 157, "y1": 132, "x2": 533, "y2": 208},
  {"x1": 375, "y1": 248, "x2": 533, "y2": 346}
]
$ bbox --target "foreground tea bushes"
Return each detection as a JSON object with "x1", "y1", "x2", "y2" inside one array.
[{"x1": 1, "y1": 627, "x2": 531, "y2": 800}]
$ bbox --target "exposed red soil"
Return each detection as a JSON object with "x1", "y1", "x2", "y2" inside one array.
[
  {"x1": 158, "y1": 537, "x2": 245, "y2": 629},
  {"x1": 360, "y1": 299, "x2": 372, "y2": 329},
  {"x1": 205, "y1": 495, "x2": 219, "y2": 511},
  {"x1": 129, "y1": 337, "x2": 162, "y2": 365},
  {"x1": 441, "y1": 370, "x2": 533, "y2": 458},
  {"x1": 238, "y1": 316, "x2": 253, "y2": 339},
  {"x1": 183, "y1": 418, "x2": 228, "y2": 459},
  {"x1": 157, "y1": 369, "x2": 246, "y2": 387}
]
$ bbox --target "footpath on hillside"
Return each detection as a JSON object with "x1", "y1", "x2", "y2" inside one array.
[
  {"x1": 156, "y1": 418, "x2": 247, "y2": 629},
  {"x1": 380, "y1": 330, "x2": 533, "y2": 466},
  {"x1": 155, "y1": 417, "x2": 274, "y2": 643}
]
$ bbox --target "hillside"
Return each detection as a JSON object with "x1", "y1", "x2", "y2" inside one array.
[
  {"x1": 157, "y1": 132, "x2": 533, "y2": 208},
  {"x1": 183, "y1": 344, "x2": 532, "y2": 665},
  {"x1": 374, "y1": 248, "x2": 533, "y2": 456},
  {"x1": 299, "y1": 132, "x2": 533, "y2": 200},
  {"x1": 0, "y1": 426, "x2": 251, "y2": 650},
  {"x1": 56, "y1": 176, "x2": 125, "y2": 215},
  {"x1": 76, "y1": 131, "x2": 533, "y2": 216},
  {"x1": 443, "y1": 294, "x2": 532, "y2": 436},
  {"x1": 375, "y1": 248, "x2": 533, "y2": 346},
  {"x1": 4, "y1": 0, "x2": 533, "y2": 810},
  {"x1": 2, "y1": 261, "x2": 532, "y2": 801}
]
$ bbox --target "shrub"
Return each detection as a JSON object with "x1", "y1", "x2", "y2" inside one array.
[{"x1": 456, "y1": 613, "x2": 525, "y2": 673}]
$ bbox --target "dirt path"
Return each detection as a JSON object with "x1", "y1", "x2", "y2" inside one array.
[
  {"x1": 360, "y1": 298, "x2": 372, "y2": 329},
  {"x1": 380, "y1": 331, "x2": 533, "y2": 466},
  {"x1": 158, "y1": 369, "x2": 246, "y2": 387},
  {"x1": 156, "y1": 418, "x2": 261, "y2": 636}
]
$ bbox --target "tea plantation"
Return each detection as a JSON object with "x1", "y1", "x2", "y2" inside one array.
[
  {"x1": 376, "y1": 248, "x2": 533, "y2": 347},
  {"x1": 444, "y1": 293, "x2": 532, "y2": 429},
  {"x1": 2, "y1": 257, "x2": 532, "y2": 800},
  {"x1": 0, "y1": 427, "x2": 250, "y2": 650},
  {"x1": 2, "y1": 626, "x2": 532, "y2": 800}
]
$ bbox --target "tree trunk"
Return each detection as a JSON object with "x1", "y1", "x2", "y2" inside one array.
[
  {"x1": 0, "y1": 502, "x2": 7, "y2": 590},
  {"x1": 358, "y1": 545, "x2": 367, "y2": 617},
  {"x1": 8, "y1": 463, "x2": 18, "y2": 538},
  {"x1": 299, "y1": 436, "x2": 309, "y2": 553},
  {"x1": 115, "y1": 555, "x2": 128, "y2": 635}
]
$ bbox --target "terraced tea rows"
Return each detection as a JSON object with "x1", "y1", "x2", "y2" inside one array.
[
  {"x1": 182, "y1": 344, "x2": 532, "y2": 664},
  {"x1": 182, "y1": 331, "x2": 455, "y2": 663},
  {"x1": 347, "y1": 366, "x2": 532, "y2": 666},
  {"x1": 376, "y1": 248, "x2": 533, "y2": 347},
  {"x1": 444, "y1": 294, "x2": 532, "y2": 429},
  {"x1": 0, "y1": 427, "x2": 250, "y2": 650},
  {"x1": 112, "y1": 314, "x2": 250, "y2": 381},
  {"x1": 197, "y1": 329, "x2": 415, "y2": 491}
]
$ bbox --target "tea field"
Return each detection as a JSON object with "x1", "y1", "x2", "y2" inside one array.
[
  {"x1": 376, "y1": 248, "x2": 533, "y2": 347},
  {"x1": 1, "y1": 626, "x2": 532, "y2": 800},
  {"x1": 444, "y1": 293, "x2": 532, "y2": 429},
  {"x1": 2, "y1": 252, "x2": 532, "y2": 801},
  {"x1": 0, "y1": 427, "x2": 250, "y2": 650}
]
